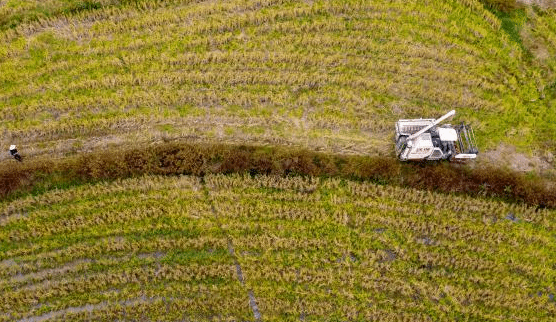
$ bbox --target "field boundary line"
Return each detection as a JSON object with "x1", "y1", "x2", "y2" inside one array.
[
  {"x1": 202, "y1": 178, "x2": 262, "y2": 321},
  {"x1": 1, "y1": 141, "x2": 554, "y2": 209}
]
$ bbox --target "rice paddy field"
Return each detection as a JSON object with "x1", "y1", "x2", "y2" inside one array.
[
  {"x1": 1, "y1": 174, "x2": 555, "y2": 321},
  {"x1": 1, "y1": 0, "x2": 556, "y2": 320},
  {"x1": 0, "y1": 0, "x2": 555, "y2": 159}
]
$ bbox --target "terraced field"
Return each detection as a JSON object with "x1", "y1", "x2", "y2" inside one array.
[
  {"x1": 1, "y1": 1, "x2": 556, "y2": 321},
  {"x1": 1, "y1": 0, "x2": 555, "y2": 161},
  {"x1": 1, "y1": 174, "x2": 555, "y2": 321}
]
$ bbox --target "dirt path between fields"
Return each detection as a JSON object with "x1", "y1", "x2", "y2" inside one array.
[
  {"x1": 518, "y1": 0, "x2": 556, "y2": 9},
  {"x1": 1, "y1": 141, "x2": 554, "y2": 208}
]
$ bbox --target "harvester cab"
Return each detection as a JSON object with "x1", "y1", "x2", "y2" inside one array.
[{"x1": 395, "y1": 110, "x2": 478, "y2": 161}]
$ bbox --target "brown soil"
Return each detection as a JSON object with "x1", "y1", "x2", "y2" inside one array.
[
  {"x1": 479, "y1": 143, "x2": 553, "y2": 173},
  {"x1": 518, "y1": 0, "x2": 556, "y2": 9}
]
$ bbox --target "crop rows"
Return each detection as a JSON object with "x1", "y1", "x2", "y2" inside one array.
[
  {"x1": 1, "y1": 0, "x2": 552, "y2": 159},
  {"x1": 1, "y1": 174, "x2": 553, "y2": 320},
  {"x1": 0, "y1": 175, "x2": 253, "y2": 321},
  {"x1": 205, "y1": 174, "x2": 555, "y2": 321}
]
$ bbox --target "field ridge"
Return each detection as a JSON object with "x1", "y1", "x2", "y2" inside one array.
[{"x1": 1, "y1": 141, "x2": 554, "y2": 208}]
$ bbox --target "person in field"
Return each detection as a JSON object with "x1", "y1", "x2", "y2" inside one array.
[{"x1": 9, "y1": 145, "x2": 22, "y2": 162}]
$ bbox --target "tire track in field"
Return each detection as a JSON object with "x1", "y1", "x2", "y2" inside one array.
[{"x1": 201, "y1": 176, "x2": 262, "y2": 321}]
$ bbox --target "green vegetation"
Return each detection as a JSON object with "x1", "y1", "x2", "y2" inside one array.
[
  {"x1": 479, "y1": 0, "x2": 522, "y2": 13},
  {"x1": 0, "y1": 0, "x2": 555, "y2": 158},
  {"x1": 1, "y1": 174, "x2": 554, "y2": 320},
  {"x1": 1, "y1": 1, "x2": 556, "y2": 320},
  {"x1": 0, "y1": 0, "x2": 107, "y2": 31}
]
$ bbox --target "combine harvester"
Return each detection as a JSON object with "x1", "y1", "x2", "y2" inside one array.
[{"x1": 395, "y1": 110, "x2": 478, "y2": 161}]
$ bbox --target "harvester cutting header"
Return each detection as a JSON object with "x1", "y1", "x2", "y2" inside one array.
[{"x1": 395, "y1": 110, "x2": 478, "y2": 161}]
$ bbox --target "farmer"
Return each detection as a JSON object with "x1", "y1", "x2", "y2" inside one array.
[{"x1": 9, "y1": 145, "x2": 22, "y2": 162}]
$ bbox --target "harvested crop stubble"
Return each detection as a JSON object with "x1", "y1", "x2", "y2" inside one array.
[{"x1": 1, "y1": 0, "x2": 555, "y2": 159}]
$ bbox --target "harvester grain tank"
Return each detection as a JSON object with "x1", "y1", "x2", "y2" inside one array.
[{"x1": 395, "y1": 110, "x2": 478, "y2": 161}]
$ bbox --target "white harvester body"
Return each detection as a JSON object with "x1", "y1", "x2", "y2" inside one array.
[{"x1": 395, "y1": 110, "x2": 478, "y2": 161}]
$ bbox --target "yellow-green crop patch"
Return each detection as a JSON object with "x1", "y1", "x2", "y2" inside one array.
[
  {"x1": 0, "y1": 174, "x2": 555, "y2": 320},
  {"x1": 0, "y1": 0, "x2": 555, "y2": 160},
  {"x1": 1, "y1": 1, "x2": 555, "y2": 320}
]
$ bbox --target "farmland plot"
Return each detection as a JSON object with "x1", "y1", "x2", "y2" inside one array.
[
  {"x1": 0, "y1": 0, "x2": 554, "y2": 161},
  {"x1": 1, "y1": 174, "x2": 554, "y2": 320}
]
